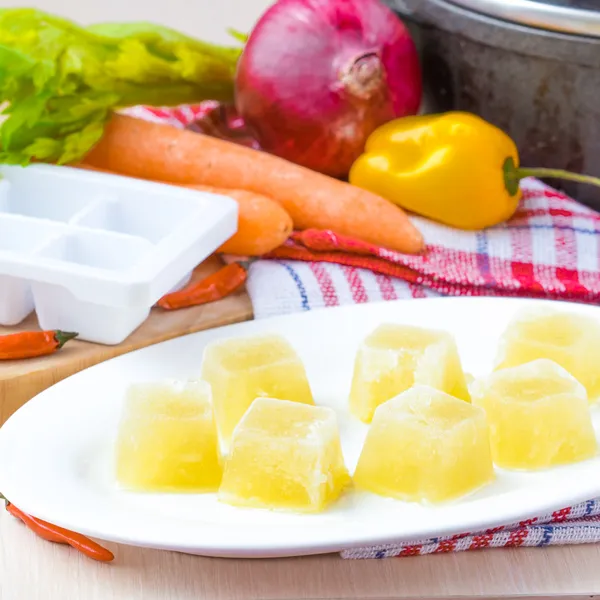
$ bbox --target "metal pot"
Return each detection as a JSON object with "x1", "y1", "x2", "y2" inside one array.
[{"x1": 389, "y1": 0, "x2": 600, "y2": 209}]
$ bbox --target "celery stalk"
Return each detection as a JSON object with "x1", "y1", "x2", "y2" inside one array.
[{"x1": 0, "y1": 8, "x2": 242, "y2": 165}]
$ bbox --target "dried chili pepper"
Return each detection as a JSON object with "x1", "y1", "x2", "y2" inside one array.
[
  {"x1": 291, "y1": 229, "x2": 381, "y2": 256},
  {"x1": 1, "y1": 494, "x2": 114, "y2": 562},
  {"x1": 158, "y1": 262, "x2": 249, "y2": 310},
  {"x1": 0, "y1": 330, "x2": 78, "y2": 361}
]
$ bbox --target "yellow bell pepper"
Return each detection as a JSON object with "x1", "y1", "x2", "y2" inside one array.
[
  {"x1": 350, "y1": 111, "x2": 600, "y2": 231},
  {"x1": 349, "y1": 112, "x2": 522, "y2": 230}
]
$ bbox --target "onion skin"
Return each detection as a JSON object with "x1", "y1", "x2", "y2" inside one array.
[{"x1": 235, "y1": 0, "x2": 422, "y2": 178}]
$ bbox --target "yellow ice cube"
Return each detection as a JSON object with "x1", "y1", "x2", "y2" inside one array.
[
  {"x1": 218, "y1": 398, "x2": 350, "y2": 512},
  {"x1": 201, "y1": 334, "x2": 314, "y2": 447},
  {"x1": 495, "y1": 308, "x2": 600, "y2": 402},
  {"x1": 471, "y1": 359, "x2": 597, "y2": 470},
  {"x1": 354, "y1": 385, "x2": 494, "y2": 503},
  {"x1": 115, "y1": 380, "x2": 222, "y2": 492},
  {"x1": 349, "y1": 324, "x2": 470, "y2": 423}
]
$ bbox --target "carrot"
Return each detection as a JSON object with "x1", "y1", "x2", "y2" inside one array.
[
  {"x1": 76, "y1": 164, "x2": 292, "y2": 256},
  {"x1": 83, "y1": 114, "x2": 424, "y2": 254},
  {"x1": 185, "y1": 185, "x2": 292, "y2": 255}
]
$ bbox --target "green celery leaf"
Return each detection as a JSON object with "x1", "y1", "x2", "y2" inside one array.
[{"x1": 0, "y1": 8, "x2": 243, "y2": 165}]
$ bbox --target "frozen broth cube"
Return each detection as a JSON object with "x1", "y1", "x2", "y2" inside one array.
[
  {"x1": 354, "y1": 385, "x2": 494, "y2": 503},
  {"x1": 471, "y1": 359, "x2": 597, "y2": 470},
  {"x1": 349, "y1": 324, "x2": 470, "y2": 423},
  {"x1": 218, "y1": 398, "x2": 350, "y2": 512},
  {"x1": 115, "y1": 380, "x2": 222, "y2": 492},
  {"x1": 495, "y1": 308, "x2": 600, "y2": 402},
  {"x1": 201, "y1": 334, "x2": 313, "y2": 446}
]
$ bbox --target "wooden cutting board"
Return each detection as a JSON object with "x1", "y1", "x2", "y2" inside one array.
[{"x1": 0, "y1": 255, "x2": 253, "y2": 426}]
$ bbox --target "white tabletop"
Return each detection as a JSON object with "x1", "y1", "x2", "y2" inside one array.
[
  {"x1": 2, "y1": 510, "x2": 600, "y2": 600},
  {"x1": 0, "y1": 0, "x2": 273, "y2": 44}
]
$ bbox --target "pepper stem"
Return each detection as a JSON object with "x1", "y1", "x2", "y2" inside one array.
[
  {"x1": 503, "y1": 156, "x2": 600, "y2": 196},
  {"x1": 54, "y1": 331, "x2": 78, "y2": 348},
  {"x1": 516, "y1": 167, "x2": 600, "y2": 188}
]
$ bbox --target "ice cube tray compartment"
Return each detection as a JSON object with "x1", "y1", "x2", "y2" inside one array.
[
  {"x1": 0, "y1": 164, "x2": 238, "y2": 344},
  {"x1": 73, "y1": 191, "x2": 199, "y2": 243},
  {"x1": 0, "y1": 276, "x2": 33, "y2": 326},
  {"x1": 35, "y1": 230, "x2": 152, "y2": 273},
  {"x1": 31, "y1": 279, "x2": 153, "y2": 346},
  {"x1": 0, "y1": 214, "x2": 64, "y2": 255},
  {"x1": 0, "y1": 175, "x2": 93, "y2": 223},
  {"x1": 0, "y1": 214, "x2": 65, "y2": 325}
]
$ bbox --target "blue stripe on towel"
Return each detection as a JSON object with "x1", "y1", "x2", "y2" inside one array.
[{"x1": 282, "y1": 263, "x2": 310, "y2": 311}]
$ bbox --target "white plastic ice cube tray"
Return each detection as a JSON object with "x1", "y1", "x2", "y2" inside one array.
[{"x1": 0, "y1": 164, "x2": 238, "y2": 345}]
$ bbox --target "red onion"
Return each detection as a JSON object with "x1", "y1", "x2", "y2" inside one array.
[{"x1": 235, "y1": 0, "x2": 422, "y2": 178}]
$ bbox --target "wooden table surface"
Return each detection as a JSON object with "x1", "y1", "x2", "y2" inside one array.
[{"x1": 1, "y1": 510, "x2": 599, "y2": 600}]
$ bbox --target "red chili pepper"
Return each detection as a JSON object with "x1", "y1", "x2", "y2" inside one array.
[
  {"x1": 290, "y1": 229, "x2": 382, "y2": 256},
  {"x1": 2, "y1": 495, "x2": 114, "y2": 562},
  {"x1": 158, "y1": 262, "x2": 249, "y2": 310},
  {"x1": 0, "y1": 330, "x2": 78, "y2": 361}
]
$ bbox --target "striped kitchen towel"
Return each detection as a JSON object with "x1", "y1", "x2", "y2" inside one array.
[{"x1": 341, "y1": 499, "x2": 600, "y2": 559}]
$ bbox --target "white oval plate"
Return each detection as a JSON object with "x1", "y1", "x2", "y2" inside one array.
[{"x1": 2, "y1": 297, "x2": 600, "y2": 559}]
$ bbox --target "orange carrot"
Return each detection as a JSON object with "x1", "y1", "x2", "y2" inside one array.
[
  {"x1": 83, "y1": 114, "x2": 424, "y2": 254},
  {"x1": 185, "y1": 185, "x2": 292, "y2": 255},
  {"x1": 76, "y1": 165, "x2": 292, "y2": 256}
]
